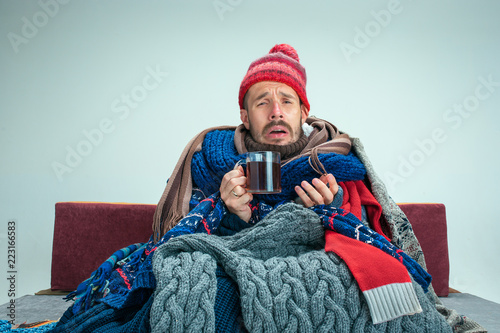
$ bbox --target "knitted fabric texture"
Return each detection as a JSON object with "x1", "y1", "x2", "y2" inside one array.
[
  {"x1": 214, "y1": 266, "x2": 242, "y2": 332},
  {"x1": 153, "y1": 117, "x2": 352, "y2": 239},
  {"x1": 238, "y1": 44, "x2": 310, "y2": 111},
  {"x1": 150, "y1": 203, "x2": 451, "y2": 333},
  {"x1": 66, "y1": 243, "x2": 146, "y2": 315},
  {"x1": 153, "y1": 185, "x2": 432, "y2": 297},
  {"x1": 190, "y1": 129, "x2": 366, "y2": 204},
  {"x1": 313, "y1": 204, "x2": 431, "y2": 292},
  {"x1": 0, "y1": 321, "x2": 57, "y2": 333},
  {"x1": 50, "y1": 296, "x2": 153, "y2": 333}
]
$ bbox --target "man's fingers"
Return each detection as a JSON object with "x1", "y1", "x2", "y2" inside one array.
[
  {"x1": 227, "y1": 192, "x2": 253, "y2": 222},
  {"x1": 219, "y1": 168, "x2": 253, "y2": 222},
  {"x1": 222, "y1": 168, "x2": 244, "y2": 184},
  {"x1": 221, "y1": 170, "x2": 246, "y2": 193},
  {"x1": 324, "y1": 173, "x2": 339, "y2": 196},
  {"x1": 295, "y1": 185, "x2": 314, "y2": 208},
  {"x1": 295, "y1": 180, "x2": 327, "y2": 207},
  {"x1": 295, "y1": 175, "x2": 338, "y2": 207},
  {"x1": 312, "y1": 178, "x2": 334, "y2": 205},
  {"x1": 236, "y1": 193, "x2": 253, "y2": 206},
  {"x1": 300, "y1": 180, "x2": 324, "y2": 205},
  {"x1": 312, "y1": 178, "x2": 333, "y2": 205}
]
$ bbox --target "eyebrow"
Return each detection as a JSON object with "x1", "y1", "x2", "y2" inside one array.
[
  {"x1": 254, "y1": 91, "x2": 297, "y2": 101},
  {"x1": 279, "y1": 92, "x2": 296, "y2": 99},
  {"x1": 255, "y1": 92, "x2": 269, "y2": 101}
]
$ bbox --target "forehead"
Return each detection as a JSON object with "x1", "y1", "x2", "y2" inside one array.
[{"x1": 246, "y1": 81, "x2": 299, "y2": 100}]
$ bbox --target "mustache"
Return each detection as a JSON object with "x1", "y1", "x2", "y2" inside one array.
[{"x1": 262, "y1": 120, "x2": 293, "y2": 134}]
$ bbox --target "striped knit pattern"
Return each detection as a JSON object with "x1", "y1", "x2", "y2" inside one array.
[
  {"x1": 238, "y1": 44, "x2": 310, "y2": 110},
  {"x1": 364, "y1": 283, "x2": 422, "y2": 324}
]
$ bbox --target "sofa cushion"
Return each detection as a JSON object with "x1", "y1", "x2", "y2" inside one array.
[{"x1": 51, "y1": 202, "x2": 156, "y2": 291}]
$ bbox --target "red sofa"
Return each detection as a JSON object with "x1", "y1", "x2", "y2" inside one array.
[{"x1": 50, "y1": 202, "x2": 449, "y2": 297}]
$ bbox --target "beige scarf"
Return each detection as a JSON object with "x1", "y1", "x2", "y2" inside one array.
[{"x1": 152, "y1": 117, "x2": 352, "y2": 242}]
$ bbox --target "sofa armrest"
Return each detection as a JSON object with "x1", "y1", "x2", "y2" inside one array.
[
  {"x1": 397, "y1": 203, "x2": 450, "y2": 297},
  {"x1": 51, "y1": 202, "x2": 156, "y2": 291}
]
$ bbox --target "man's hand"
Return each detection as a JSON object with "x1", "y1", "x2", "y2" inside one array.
[
  {"x1": 294, "y1": 173, "x2": 338, "y2": 208},
  {"x1": 220, "y1": 166, "x2": 253, "y2": 222}
]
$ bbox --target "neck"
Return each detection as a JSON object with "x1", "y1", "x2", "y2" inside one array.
[{"x1": 244, "y1": 133, "x2": 309, "y2": 160}]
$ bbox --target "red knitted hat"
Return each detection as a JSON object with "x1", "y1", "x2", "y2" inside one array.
[{"x1": 238, "y1": 44, "x2": 310, "y2": 111}]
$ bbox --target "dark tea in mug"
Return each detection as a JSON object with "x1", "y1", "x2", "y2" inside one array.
[
  {"x1": 235, "y1": 151, "x2": 281, "y2": 194},
  {"x1": 246, "y1": 160, "x2": 281, "y2": 194}
]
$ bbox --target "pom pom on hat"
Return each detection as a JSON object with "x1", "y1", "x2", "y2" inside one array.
[
  {"x1": 269, "y1": 44, "x2": 300, "y2": 62},
  {"x1": 238, "y1": 44, "x2": 309, "y2": 111}
]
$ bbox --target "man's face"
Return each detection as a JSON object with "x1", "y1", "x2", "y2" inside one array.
[{"x1": 240, "y1": 81, "x2": 308, "y2": 145}]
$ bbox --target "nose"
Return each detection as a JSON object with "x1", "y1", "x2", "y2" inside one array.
[{"x1": 270, "y1": 101, "x2": 284, "y2": 120}]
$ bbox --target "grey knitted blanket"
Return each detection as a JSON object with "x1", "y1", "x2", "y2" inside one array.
[{"x1": 150, "y1": 203, "x2": 452, "y2": 333}]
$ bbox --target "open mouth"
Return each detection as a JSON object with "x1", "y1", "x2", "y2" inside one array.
[
  {"x1": 267, "y1": 126, "x2": 289, "y2": 138},
  {"x1": 262, "y1": 120, "x2": 293, "y2": 141}
]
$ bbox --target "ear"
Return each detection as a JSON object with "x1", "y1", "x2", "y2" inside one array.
[
  {"x1": 240, "y1": 109, "x2": 250, "y2": 130},
  {"x1": 300, "y1": 104, "x2": 309, "y2": 124}
]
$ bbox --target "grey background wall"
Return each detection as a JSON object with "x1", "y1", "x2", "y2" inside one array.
[{"x1": 1, "y1": 0, "x2": 499, "y2": 306}]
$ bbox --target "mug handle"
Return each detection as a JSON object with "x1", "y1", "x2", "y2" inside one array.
[
  {"x1": 234, "y1": 153, "x2": 248, "y2": 171},
  {"x1": 234, "y1": 159, "x2": 247, "y2": 171}
]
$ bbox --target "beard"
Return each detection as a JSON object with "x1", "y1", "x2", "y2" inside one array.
[{"x1": 249, "y1": 119, "x2": 304, "y2": 145}]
